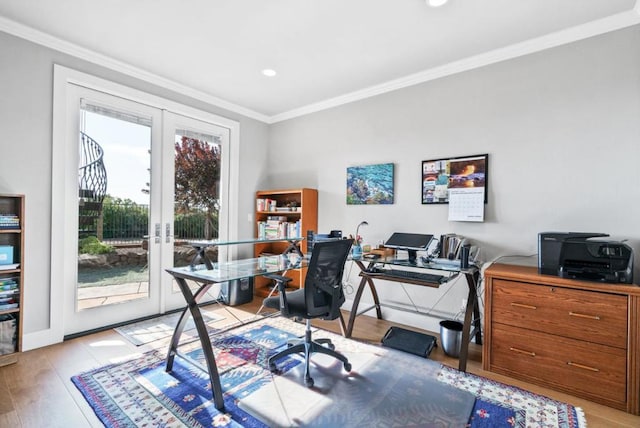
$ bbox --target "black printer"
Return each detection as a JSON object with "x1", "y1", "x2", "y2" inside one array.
[{"x1": 538, "y1": 232, "x2": 634, "y2": 284}]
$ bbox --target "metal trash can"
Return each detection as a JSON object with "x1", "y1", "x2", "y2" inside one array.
[{"x1": 439, "y1": 320, "x2": 463, "y2": 358}]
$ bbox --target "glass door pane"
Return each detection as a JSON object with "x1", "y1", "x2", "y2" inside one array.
[
  {"x1": 162, "y1": 113, "x2": 230, "y2": 310},
  {"x1": 77, "y1": 106, "x2": 152, "y2": 310},
  {"x1": 64, "y1": 84, "x2": 163, "y2": 336}
]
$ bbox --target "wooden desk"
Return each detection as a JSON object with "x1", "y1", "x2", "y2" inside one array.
[
  {"x1": 165, "y1": 253, "x2": 307, "y2": 411},
  {"x1": 346, "y1": 257, "x2": 482, "y2": 372}
]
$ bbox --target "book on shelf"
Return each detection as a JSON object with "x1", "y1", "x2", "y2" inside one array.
[
  {"x1": 0, "y1": 214, "x2": 19, "y2": 229},
  {"x1": 0, "y1": 280, "x2": 18, "y2": 294},
  {"x1": 256, "y1": 198, "x2": 279, "y2": 212},
  {"x1": 439, "y1": 234, "x2": 466, "y2": 259},
  {"x1": 0, "y1": 289, "x2": 18, "y2": 298},
  {"x1": 256, "y1": 219, "x2": 302, "y2": 240},
  {"x1": 0, "y1": 292, "x2": 18, "y2": 310},
  {"x1": 0, "y1": 246, "x2": 14, "y2": 266},
  {"x1": 266, "y1": 215, "x2": 288, "y2": 222},
  {"x1": 0, "y1": 303, "x2": 18, "y2": 311},
  {"x1": 0, "y1": 279, "x2": 18, "y2": 289}
]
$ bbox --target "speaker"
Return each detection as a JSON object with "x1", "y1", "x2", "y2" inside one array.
[
  {"x1": 460, "y1": 245, "x2": 470, "y2": 269},
  {"x1": 306, "y1": 230, "x2": 315, "y2": 253}
]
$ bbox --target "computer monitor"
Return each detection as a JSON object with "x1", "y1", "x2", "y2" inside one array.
[{"x1": 384, "y1": 232, "x2": 434, "y2": 263}]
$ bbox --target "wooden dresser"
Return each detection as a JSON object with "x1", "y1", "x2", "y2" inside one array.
[{"x1": 483, "y1": 263, "x2": 640, "y2": 414}]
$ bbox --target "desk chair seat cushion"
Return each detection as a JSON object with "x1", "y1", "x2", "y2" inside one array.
[
  {"x1": 263, "y1": 288, "x2": 303, "y2": 315},
  {"x1": 263, "y1": 287, "x2": 337, "y2": 320}
]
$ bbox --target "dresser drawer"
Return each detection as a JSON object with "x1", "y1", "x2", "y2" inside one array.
[
  {"x1": 490, "y1": 323, "x2": 627, "y2": 404},
  {"x1": 491, "y1": 279, "x2": 628, "y2": 348}
]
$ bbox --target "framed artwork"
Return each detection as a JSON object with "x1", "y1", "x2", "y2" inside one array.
[
  {"x1": 347, "y1": 163, "x2": 394, "y2": 205},
  {"x1": 421, "y1": 154, "x2": 488, "y2": 204}
]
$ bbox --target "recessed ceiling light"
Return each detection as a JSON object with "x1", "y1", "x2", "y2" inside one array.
[
  {"x1": 262, "y1": 69, "x2": 277, "y2": 77},
  {"x1": 427, "y1": 0, "x2": 448, "y2": 7}
]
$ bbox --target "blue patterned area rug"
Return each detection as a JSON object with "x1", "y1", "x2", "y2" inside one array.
[
  {"x1": 72, "y1": 316, "x2": 586, "y2": 427},
  {"x1": 439, "y1": 366, "x2": 586, "y2": 428}
]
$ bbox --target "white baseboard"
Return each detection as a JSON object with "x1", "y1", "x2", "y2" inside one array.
[{"x1": 22, "y1": 328, "x2": 64, "y2": 351}]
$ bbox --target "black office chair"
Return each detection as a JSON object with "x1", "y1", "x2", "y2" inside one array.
[{"x1": 263, "y1": 239, "x2": 353, "y2": 387}]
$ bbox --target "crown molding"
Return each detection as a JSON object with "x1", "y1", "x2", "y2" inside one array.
[
  {"x1": 1, "y1": 8, "x2": 639, "y2": 126},
  {"x1": 0, "y1": 16, "x2": 270, "y2": 123},
  {"x1": 269, "y1": 9, "x2": 640, "y2": 123}
]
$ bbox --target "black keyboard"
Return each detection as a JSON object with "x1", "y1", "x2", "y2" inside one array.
[{"x1": 381, "y1": 269, "x2": 446, "y2": 284}]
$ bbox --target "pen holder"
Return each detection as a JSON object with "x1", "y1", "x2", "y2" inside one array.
[{"x1": 351, "y1": 245, "x2": 362, "y2": 258}]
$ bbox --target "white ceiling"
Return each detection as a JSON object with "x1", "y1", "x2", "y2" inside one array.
[{"x1": 0, "y1": 0, "x2": 638, "y2": 122}]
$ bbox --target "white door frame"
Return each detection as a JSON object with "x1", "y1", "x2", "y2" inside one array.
[
  {"x1": 64, "y1": 84, "x2": 164, "y2": 334},
  {"x1": 45, "y1": 65, "x2": 240, "y2": 345}
]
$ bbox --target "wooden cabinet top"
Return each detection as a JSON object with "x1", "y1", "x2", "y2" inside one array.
[
  {"x1": 485, "y1": 263, "x2": 640, "y2": 296},
  {"x1": 256, "y1": 188, "x2": 317, "y2": 196}
]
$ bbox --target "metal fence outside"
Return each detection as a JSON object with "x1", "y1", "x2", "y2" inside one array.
[{"x1": 99, "y1": 202, "x2": 217, "y2": 245}]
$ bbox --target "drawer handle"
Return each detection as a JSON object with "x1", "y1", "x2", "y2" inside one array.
[
  {"x1": 567, "y1": 361, "x2": 600, "y2": 372},
  {"x1": 511, "y1": 303, "x2": 537, "y2": 310},
  {"x1": 509, "y1": 347, "x2": 536, "y2": 357},
  {"x1": 568, "y1": 311, "x2": 600, "y2": 320}
]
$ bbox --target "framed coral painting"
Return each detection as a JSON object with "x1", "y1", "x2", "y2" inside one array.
[{"x1": 347, "y1": 163, "x2": 394, "y2": 205}]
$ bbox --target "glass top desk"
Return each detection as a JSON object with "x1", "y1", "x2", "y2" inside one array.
[
  {"x1": 188, "y1": 236, "x2": 304, "y2": 269},
  {"x1": 165, "y1": 239, "x2": 306, "y2": 411},
  {"x1": 348, "y1": 255, "x2": 482, "y2": 372}
]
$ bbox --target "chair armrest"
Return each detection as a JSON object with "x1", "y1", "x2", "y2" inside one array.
[
  {"x1": 327, "y1": 284, "x2": 345, "y2": 320},
  {"x1": 263, "y1": 273, "x2": 292, "y2": 287},
  {"x1": 263, "y1": 273, "x2": 293, "y2": 317}
]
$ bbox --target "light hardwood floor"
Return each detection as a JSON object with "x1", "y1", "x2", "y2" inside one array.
[{"x1": 1, "y1": 300, "x2": 639, "y2": 427}]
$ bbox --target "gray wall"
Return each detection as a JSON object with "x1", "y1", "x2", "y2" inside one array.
[
  {"x1": 0, "y1": 31, "x2": 269, "y2": 337},
  {"x1": 268, "y1": 25, "x2": 640, "y2": 331},
  {"x1": 2, "y1": 23, "x2": 639, "y2": 343}
]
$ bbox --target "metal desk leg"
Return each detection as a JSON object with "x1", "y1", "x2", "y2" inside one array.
[
  {"x1": 345, "y1": 261, "x2": 382, "y2": 338},
  {"x1": 355, "y1": 261, "x2": 383, "y2": 320},
  {"x1": 458, "y1": 272, "x2": 482, "y2": 372},
  {"x1": 283, "y1": 239, "x2": 304, "y2": 257},
  {"x1": 189, "y1": 245, "x2": 214, "y2": 270},
  {"x1": 337, "y1": 312, "x2": 347, "y2": 337},
  {"x1": 166, "y1": 277, "x2": 225, "y2": 411},
  {"x1": 471, "y1": 272, "x2": 483, "y2": 345}
]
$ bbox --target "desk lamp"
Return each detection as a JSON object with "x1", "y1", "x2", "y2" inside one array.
[
  {"x1": 355, "y1": 221, "x2": 368, "y2": 244},
  {"x1": 356, "y1": 220, "x2": 368, "y2": 236}
]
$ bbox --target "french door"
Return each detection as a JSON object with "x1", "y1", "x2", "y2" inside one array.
[
  {"x1": 161, "y1": 112, "x2": 231, "y2": 310},
  {"x1": 60, "y1": 84, "x2": 230, "y2": 335}
]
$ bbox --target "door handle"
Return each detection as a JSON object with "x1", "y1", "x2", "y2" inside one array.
[
  {"x1": 165, "y1": 222, "x2": 173, "y2": 243},
  {"x1": 155, "y1": 223, "x2": 161, "y2": 244}
]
